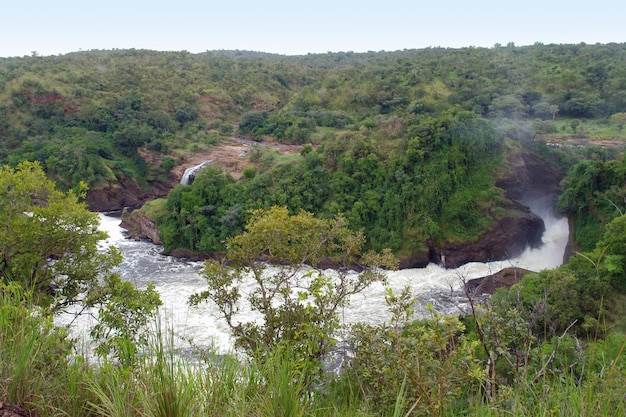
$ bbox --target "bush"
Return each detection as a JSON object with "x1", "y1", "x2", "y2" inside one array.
[{"x1": 346, "y1": 288, "x2": 482, "y2": 416}]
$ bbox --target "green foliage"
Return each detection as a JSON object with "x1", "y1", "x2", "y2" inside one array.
[
  {"x1": 514, "y1": 269, "x2": 582, "y2": 333},
  {"x1": 141, "y1": 326, "x2": 201, "y2": 417},
  {"x1": 88, "y1": 364, "x2": 140, "y2": 417},
  {"x1": 0, "y1": 161, "x2": 163, "y2": 410},
  {"x1": 0, "y1": 283, "x2": 73, "y2": 409},
  {"x1": 483, "y1": 212, "x2": 626, "y2": 348},
  {"x1": 4, "y1": 45, "x2": 626, "y2": 258},
  {"x1": 253, "y1": 349, "x2": 308, "y2": 417},
  {"x1": 594, "y1": 214, "x2": 626, "y2": 290},
  {"x1": 159, "y1": 109, "x2": 504, "y2": 255},
  {"x1": 0, "y1": 161, "x2": 120, "y2": 311},
  {"x1": 532, "y1": 119, "x2": 558, "y2": 134},
  {"x1": 189, "y1": 206, "x2": 397, "y2": 387},
  {"x1": 488, "y1": 94, "x2": 530, "y2": 119},
  {"x1": 157, "y1": 164, "x2": 242, "y2": 252},
  {"x1": 348, "y1": 287, "x2": 483, "y2": 416},
  {"x1": 563, "y1": 92, "x2": 607, "y2": 118},
  {"x1": 173, "y1": 106, "x2": 199, "y2": 125},
  {"x1": 558, "y1": 155, "x2": 626, "y2": 250},
  {"x1": 90, "y1": 275, "x2": 162, "y2": 366},
  {"x1": 611, "y1": 112, "x2": 626, "y2": 131},
  {"x1": 3, "y1": 44, "x2": 626, "y2": 211},
  {"x1": 1, "y1": 280, "x2": 626, "y2": 416},
  {"x1": 238, "y1": 111, "x2": 268, "y2": 138},
  {"x1": 4, "y1": 44, "x2": 626, "y2": 416}
]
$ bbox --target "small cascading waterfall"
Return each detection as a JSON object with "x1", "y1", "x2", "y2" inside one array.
[{"x1": 180, "y1": 161, "x2": 212, "y2": 185}]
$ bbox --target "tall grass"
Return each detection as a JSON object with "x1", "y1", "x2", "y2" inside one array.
[
  {"x1": 2, "y1": 282, "x2": 626, "y2": 417},
  {"x1": 87, "y1": 365, "x2": 139, "y2": 417},
  {"x1": 140, "y1": 323, "x2": 201, "y2": 417},
  {"x1": 197, "y1": 351, "x2": 260, "y2": 416},
  {"x1": 0, "y1": 283, "x2": 84, "y2": 416},
  {"x1": 252, "y1": 349, "x2": 309, "y2": 417}
]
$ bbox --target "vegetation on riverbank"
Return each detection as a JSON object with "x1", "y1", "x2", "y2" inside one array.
[
  {"x1": 2, "y1": 211, "x2": 626, "y2": 416},
  {"x1": 2, "y1": 44, "x2": 626, "y2": 415}
]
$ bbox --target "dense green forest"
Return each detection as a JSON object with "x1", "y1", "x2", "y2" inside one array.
[
  {"x1": 2, "y1": 43, "x2": 626, "y2": 256},
  {"x1": 2, "y1": 44, "x2": 626, "y2": 416}
]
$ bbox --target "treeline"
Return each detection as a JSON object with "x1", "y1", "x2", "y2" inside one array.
[{"x1": 0, "y1": 49, "x2": 304, "y2": 191}]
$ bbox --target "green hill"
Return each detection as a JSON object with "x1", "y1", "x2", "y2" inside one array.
[{"x1": 2, "y1": 44, "x2": 626, "y2": 258}]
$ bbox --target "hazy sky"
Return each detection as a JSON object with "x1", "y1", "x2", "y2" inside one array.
[{"x1": 2, "y1": 0, "x2": 625, "y2": 57}]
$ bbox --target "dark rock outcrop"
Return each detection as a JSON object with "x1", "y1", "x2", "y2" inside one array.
[
  {"x1": 430, "y1": 145, "x2": 564, "y2": 269},
  {"x1": 495, "y1": 144, "x2": 563, "y2": 201},
  {"x1": 120, "y1": 209, "x2": 163, "y2": 245},
  {"x1": 431, "y1": 207, "x2": 545, "y2": 268},
  {"x1": 563, "y1": 216, "x2": 582, "y2": 264},
  {"x1": 86, "y1": 182, "x2": 143, "y2": 212},
  {"x1": 465, "y1": 267, "x2": 533, "y2": 295},
  {"x1": 86, "y1": 177, "x2": 179, "y2": 212},
  {"x1": 397, "y1": 251, "x2": 431, "y2": 269}
]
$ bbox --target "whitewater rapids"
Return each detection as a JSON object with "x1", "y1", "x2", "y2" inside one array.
[{"x1": 58, "y1": 208, "x2": 569, "y2": 354}]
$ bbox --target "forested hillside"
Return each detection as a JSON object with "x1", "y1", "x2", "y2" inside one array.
[
  {"x1": 2, "y1": 44, "x2": 626, "y2": 258},
  {"x1": 3, "y1": 44, "x2": 626, "y2": 417}
]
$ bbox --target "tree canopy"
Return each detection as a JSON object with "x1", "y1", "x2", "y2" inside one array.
[
  {"x1": 2, "y1": 44, "x2": 626, "y2": 202},
  {"x1": 0, "y1": 161, "x2": 120, "y2": 310},
  {"x1": 0, "y1": 160, "x2": 162, "y2": 365}
]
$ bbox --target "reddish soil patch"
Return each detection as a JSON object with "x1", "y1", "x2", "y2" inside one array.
[{"x1": 172, "y1": 138, "x2": 303, "y2": 181}]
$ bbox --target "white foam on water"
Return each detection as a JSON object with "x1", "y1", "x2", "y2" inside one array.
[{"x1": 58, "y1": 208, "x2": 570, "y2": 355}]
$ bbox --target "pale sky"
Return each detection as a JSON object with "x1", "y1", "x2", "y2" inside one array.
[{"x1": 2, "y1": 0, "x2": 625, "y2": 58}]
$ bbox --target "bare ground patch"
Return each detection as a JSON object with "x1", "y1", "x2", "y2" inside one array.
[{"x1": 172, "y1": 137, "x2": 303, "y2": 181}]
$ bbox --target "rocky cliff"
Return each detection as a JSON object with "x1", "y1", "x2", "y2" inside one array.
[
  {"x1": 120, "y1": 209, "x2": 163, "y2": 245},
  {"x1": 430, "y1": 207, "x2": 545, "y2": 268},
  {"x1": 421, "y1": 144, "x2": 564, "y2": 269},
  {"x1": 86, "y1": 176, "x2": 178, "y2": 212}
]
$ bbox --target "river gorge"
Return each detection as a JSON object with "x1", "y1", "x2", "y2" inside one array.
[{"x1": 58, "y1": 197, "x2": 569, "y2": 356}]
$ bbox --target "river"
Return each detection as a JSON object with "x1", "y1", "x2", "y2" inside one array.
[{"x1": 60, "y1": 203, "x2": 569, "y2": 355}]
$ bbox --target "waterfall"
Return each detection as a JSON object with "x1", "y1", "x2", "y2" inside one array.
[
  {"x1": 518, "y1": 191, "x2": 569, "y2": 268},
  {"x1": 180, "y1": 161, "x2": 212, "y2": 185}
]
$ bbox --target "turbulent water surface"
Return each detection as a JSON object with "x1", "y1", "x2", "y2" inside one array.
[{"x1": 60, "y1": 203, "x2": 569, "y2": 354}]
